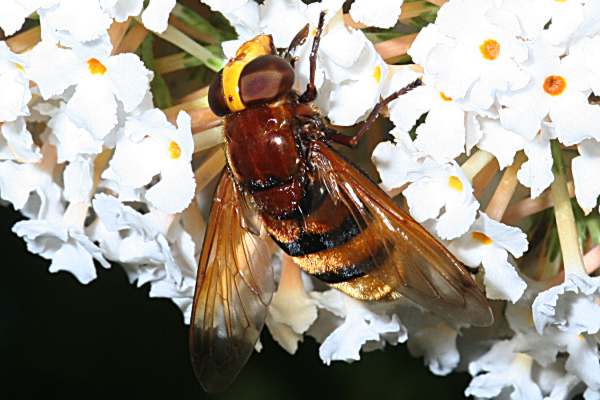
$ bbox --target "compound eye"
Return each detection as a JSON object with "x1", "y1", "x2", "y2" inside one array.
[
  {"x1": 208, "y1": 69, "x2": 230, "y2": 117},
  {"x1": 239, "y1": 55, "x2": 295, "y2": 106}
]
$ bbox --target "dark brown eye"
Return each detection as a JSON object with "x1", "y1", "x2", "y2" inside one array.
[
  {"x1": 239, "y1": 55, "x2": 294, "y2": 106},
  {"x1": 208, "y1": 69, "x2": 230, "y2": 117}
]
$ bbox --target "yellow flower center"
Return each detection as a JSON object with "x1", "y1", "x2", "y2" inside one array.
[
  {"x1": 448, "y1": 175, "x2": 463, "y2": 192},
  {"x1": 168, "y1": 141, "x2": 182, "y2": 159},
  {"x1": 373, "y1": 65, "x2": 382, "y2": 84},
  {"x1": 439, "y1": 92, "x2": 453, "y2": 102},
  {"x1": 87, "y1": 58, "x2": 107, "y2": 75},
  {"x1": 472, "y1": 231, "x2": 493, "y2": 245},
  {"x1": 14, "y1": 63, "x2": 24, "y2": 72},
  {"x1": 543, "y1": 75, "x2": 567, "y2": 96},
  {"x1": 479, "y1": 39, "x2": 501, "y2": 60}
]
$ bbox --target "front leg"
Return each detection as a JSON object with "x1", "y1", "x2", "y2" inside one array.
[
  {"x1": 299, "y1": 11, "x2": 326, "y2": 103},
  {"x1": 327, "y1": 78, "x2": 423, "y2": 147}
]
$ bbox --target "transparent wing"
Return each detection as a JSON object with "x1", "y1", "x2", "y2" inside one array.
[
  {"x1": 309, "y1": 142, "x2": 493, "y2": 327},
  {"x1": 189, "y1": 171, "x2": 276, "y2": 392}
]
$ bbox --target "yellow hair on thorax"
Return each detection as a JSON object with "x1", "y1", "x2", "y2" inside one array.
[{"x1": 222, "y1": 35, "x2": 274, "y2": 112}]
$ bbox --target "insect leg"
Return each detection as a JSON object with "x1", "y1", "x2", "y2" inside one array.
[
  {"x1": 327, "y1": 78, "x2": 423, "y2": 147},
  {"x1": 284, "y1": 24, "x2": 309, "y2": 66},
  {"x1": 299, "y1": 11, "x2": 326, "y2": 103}
]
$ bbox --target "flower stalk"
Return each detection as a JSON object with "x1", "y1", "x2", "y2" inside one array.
[
  {"x1": 461, "y1": 149, "x2": 495, "y2": 181},
  {"x1": 108, "y1": 19, "x2": 131, "y2": 51},
  {"x1": 193, "y1": 126, "x2": 224, "y2": 153},
  {"x1": 503, "y1": 181, "x2": 574, "y2": 225},
  {"x1": 485, "y1": 151, "x2": 526, "y2": 221},
  {"x1": 550, "y1": 140, "x2": 587, "y2": 276},
  {"x1": 194, "y1": 148, "x2": 226, "y2": 194},
  {"x1": 151, "y1": 21, "x2": 224, "y2": 72},
  {"x1": 375, "y1": 33, "x2": 418, "y2": 61},
  {"x1": 6, "y1": 26, "x2": 40, "y2": 53},
  {"x1": 114, "y1": 22, "x2": 149, "y2": 54}
]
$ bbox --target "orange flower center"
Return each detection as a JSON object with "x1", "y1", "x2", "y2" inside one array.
[
  {"x1": 471, "y1": 231, "x2": 493, "y2": 245},
  {"x1": 373, "y1": 65, "x2": 382, "y2": 84},
  {"x1": 543, "y1": 75, "x2": 567, "y2": 96},
  {"x1": 168, "y1": 141, "x2": 182, "y2": 159},
  {"x1": 439, "y1": 92, "x2": 453, "y2": 102},
  {"x1": 448, "y1": 175, "x2": 463, "y2": 192},
  {"x1": 479, "y1": 39, "x2": 501, "y2": 60},
  {"x1": 87, "y1": 58, "x2": 107, "y2": 75}
]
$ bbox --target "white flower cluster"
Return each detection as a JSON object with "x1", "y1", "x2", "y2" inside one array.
[
  {"x1": 371, "y1": 0, "x2": 600, "y2": 398},
  {"x1": 0, "y1": 0, "x2": 199, "y2": 320},
  {"x1": 2, "y1": 0, "x2": 600, "y2": 398}
]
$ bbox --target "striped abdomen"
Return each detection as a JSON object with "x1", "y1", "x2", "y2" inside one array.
[{"x1": 262, "y1": 180, "x2": 399, "y2": 301}]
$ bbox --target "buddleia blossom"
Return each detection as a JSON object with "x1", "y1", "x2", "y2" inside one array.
[{"x1": 2, "y1": 0, "x2": 600, "y2": 398}]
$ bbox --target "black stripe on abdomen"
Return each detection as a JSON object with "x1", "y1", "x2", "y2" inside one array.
[
  {"x1": 273, "y1": 216, "x2": 362, "y2": 256},
  {"x1": 311, "y1": 244, "x2": 389, "y2": 284}
]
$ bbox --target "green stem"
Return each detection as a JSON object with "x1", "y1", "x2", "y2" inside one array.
[
  {"x1": 171, "y1": 3, "x2": 232, "y2": 44},
  {"x1": 550, "y1": 140, "x2": 587, "y2": 276},
  {"x1": 140, "y1": 35, "x2": 172, "y2": 109},
  {"x1": 150, "y1": 20, "x2": 224, "y2": 72},
  {"x1": 155, "y1": 52, "x2": 202, "y2": 74}
]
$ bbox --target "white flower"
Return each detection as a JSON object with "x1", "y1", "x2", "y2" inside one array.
[
  {"x1": 316, "y1": 39, "x2": 388, "y2": 126},
  {"x1": 532, "y1": 273, "x2": 600, "y2": 336},
  {"x1": 516, "y1": 127, "x2": 554, "y2": 199},
  {"x1": 371, "y1": 128, "x2": 424, "y2": 192},
  {"x1": 530, "y1": 328, "x2": 600, "y2": 393},
  {"x1": 27, "y1": 41, "x2": 152, "y2": 140},
  {"x1": 0, "y1": 1, "x2": 51, "y2": 36},
  {"x1": 466, "y1": 339, "x2": 543, "y2": 400},
  {"x1": 265, "y1": 260, "x2": 318, "y2": 354},
  {"x1": 310, "y1": 290, "x2": 407, "y2": 365},
  {"x1": 572, "y1": 139, "x2": 600, "y2": 212},
  {"x1": 42, "y1": 101, "x2": 103, "y2": 163},
  {"x1": 100, "y1": 0, "x2": 176, "y2": 33},
  {"x1": 0, "y1": 144, "x2": 62, "y2": 218},
  {"x1": 0, "y1": 117, "x2": 41, "y2": 163},
  {"x1": 349, "y1": 0, "x2": 404, "y2": 29},
  {"x1": 569, "y1": 35, "x2": 600, "y2": 96},
  {"x1": 499, "y1": 38, "x2": 600, "y2": 146},
  {"x1": 13, "y1": 201, "x2": 110, "y2": 284},
  {"x1": 501, "y1": 0, "x2": 586, "y2": 47},
  {"x1": 403, "y1": 160, "x2": 480, "y2": 240},
  {"x1": 537, "y1": 0, "x2": 586, "y2": 48},
  {"x1": 91, "y1": 194, "x2": 197, "y2": 321},
  {"x1": 449, "y1": 212, "x2": 528, "y2": 302},
  {"x1": 475, "y1": 117, "x2": 525, "y2": 170},
  {"x1": 415, "y1": 0, "x2": 529, "y2": 111},
  {"x1": 536, "y1": 361, "x2": 582, "y2": 400},
  {"x1": 293, "y1": 9, "x2": 387, "y2": 126},
  {"x1": 258, "y1": 0, "x2": 308, "y2": 48},
  {"x1": 38, "y1": 0, "x2": 112, "y2": 43},
  {"x1": 0, "y1": 42, "x2": 31, "y2": 122},
  {"x1": 384, "y1": 68, "x2": 477, "y2": 162},
  {"x1": 402, "y1": 310, "x2": 460, "y2": 376},
  {"x1": 105, "y1": 109, "x2": 196, "y2": 214},
  {"x1": 202, "y1": 0, "x2": 260, "y2": 44}
]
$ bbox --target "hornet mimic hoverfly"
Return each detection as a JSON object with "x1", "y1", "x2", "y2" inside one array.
[{"x1": 190, "y1": 13, "x2": 494, "y2": 392}]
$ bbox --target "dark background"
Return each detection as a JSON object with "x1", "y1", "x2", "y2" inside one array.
[{"x1": 0, "y1": 205, "x2": 470, "y2": 400}]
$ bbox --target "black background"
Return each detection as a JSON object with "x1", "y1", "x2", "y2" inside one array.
[{"x1": 0, "y1": 205, "x2": 470, "y2": 400}]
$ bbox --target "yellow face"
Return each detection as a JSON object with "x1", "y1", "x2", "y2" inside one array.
[{"x1": 222, "y1": 35, "x2": 275, "y2": 112}]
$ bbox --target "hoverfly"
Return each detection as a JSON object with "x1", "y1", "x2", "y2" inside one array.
[{"x1": 190, "y1": 13, "x2": 494, "y2": 392}]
